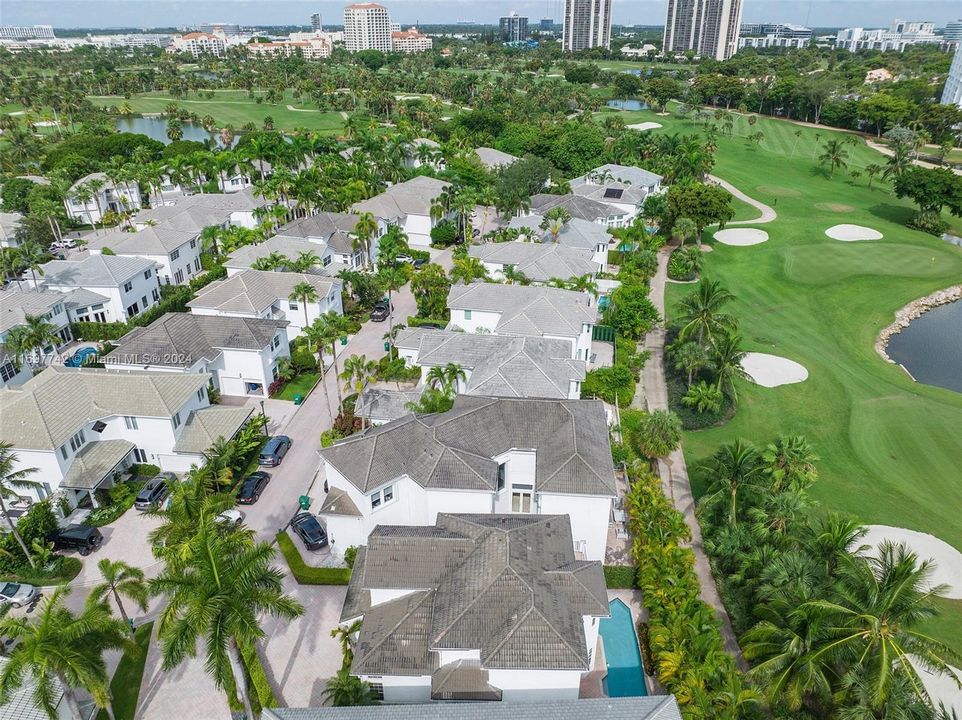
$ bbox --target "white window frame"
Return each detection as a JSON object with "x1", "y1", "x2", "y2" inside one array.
[
  {"x1": 172, "y1": 412, "x2": 181, "y2": 429},
  {"x1": 123, "y1": 416, "x2": 138, "y2": 430},
  {"x1": 370, "y1": 484, "x2": 396, "y2": 510}
]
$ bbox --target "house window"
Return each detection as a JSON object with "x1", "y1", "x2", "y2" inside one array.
[
  {"x1": 322, "y1": 256, "x2": 332, "y2": 267},
  {"x1": 463, "y1": 309, "x2": 472, "y2": 320},
  {"x1": 123, "y1": 416, "x2": 138, "y2": 430},
  {"x1": 271, "y1": 335, "x2": 281, "y2": 351},
  {"x1": 0, "y1": 361, "x2": 16, "y2": 383},
  {"x1": 174, "y1": 269, "x2": 184, "y2": 284},
  {"x1": 271, "y1": 364, "x2": 279, "y2": 379},
  {"x1": 142, "y1": 296, "x2": 148, "y2": 309},
  {"x1": 69, "y1": 430, "x2": 86, "y2": 452},
  {"x1": 289, "y1": 300, "x2": 298, "y2": 311},
  {"x1": 126, "y1": 303, "x2": 139, "y2": 318},
  {"x1": 144, "y1": 269, "x2": 152, "y2": 280},
  {"x1": 60, "y1": 445, "x2": 68, "y2": 460},
  {"x1": 170, "y1": 249, "x2": 180, "y2": 261},
  {"x1": 197, "y1": 388, "x2": 205, "y2": 402},
  {"x1": 370, "y1": 484, "x2": 396, "y2": 510},
  {"x1": 194, "y1": 258, "x2": 201, "y2": 271},
  {"x1": 189, "y1": 239, "x2": 197, "y2": 249},
  {"x1": 123, "y1": 281, "x2": 133, "y2": 292},
  {"x1": 133, "y1": 448, "x2": 147, "y2": 463},
  {"x1": 172, "y1": 412, "x2": 181, "y2": 429},
  {"x1": 511, "y1": 483, "x2": 533, "y2": 513},
  {"x1": 369, "y1": 683, "x2": 384, "y2": 701},
  {"x1": 152, "y1": 288, "x2": 160, "y2": 301},
  {"x1": 497, "y1": 463, "x2": 506, "y2": 491}
]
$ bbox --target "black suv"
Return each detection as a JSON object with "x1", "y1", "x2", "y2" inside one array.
[
  {"x1": 370, "y1": 299, "x2": 393, "y2": 322},
  {"x1": 135, "y1": 473, "x2": 175, "y2": 511},
  {"x1": 290, "y1": 512, "x2": 329, "y2": 551},
  {"x1": 237, "y1": 472, "x2": 271, "y2": 505},
  {"x1": 51, "y1": 525, "x2": 104, "y2": 556}
]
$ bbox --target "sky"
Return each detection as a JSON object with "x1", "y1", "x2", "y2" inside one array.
[{"x1": 1, "y1": 0, "x2": 960, "y2": 29}]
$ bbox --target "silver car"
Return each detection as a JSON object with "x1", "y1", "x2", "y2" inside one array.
[{"x1": 0, "y1": 581, "x2": 39, "y2": 608}]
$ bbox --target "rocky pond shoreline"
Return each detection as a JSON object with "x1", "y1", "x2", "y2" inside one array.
[{"x1": 875, "y1": 285, "x2": 962, "y2": 363}]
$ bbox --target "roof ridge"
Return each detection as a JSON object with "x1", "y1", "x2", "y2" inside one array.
[{"x1": 356, "y1": 590, "x2": 434, "y2": 665}]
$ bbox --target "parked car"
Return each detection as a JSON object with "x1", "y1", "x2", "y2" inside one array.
[
  {"x1": 216, "y1": 508, "x2": 245, "y2": 526},
  {"x1": 290, "y1": 512, "x2": 329, "y2": 551},
  {"x1": 51, "y1": 524, "x2": 103, "y2": 556},
  {"x1": 258, "y1": 436, "x2": 292, "y2": 467},
  {"x1": 134, "y1": 473, "x2": 176, "y2": 511},
  {"x1": 236, "y1": 472, "x2": 270, "y2": 505},
  {"x1": 0, "y1": 581, "x2": 39, "y2": 608},
  {"x1": 395, "y1": 253, "x2": 414, "y2": 264},
  {"x1": 65, "y1": 346, "x2": 98, "y2": 367},
  {"x1": 412, "y1": 257, "x2": 428, "y2": 269},
  {"x1": 370, "y1": 299, "x2": 393, "y2": 322}
]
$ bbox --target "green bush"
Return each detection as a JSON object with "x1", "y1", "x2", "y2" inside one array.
[
  {"x1": 406, "y1": 314, "x2": 449, "y2": 328},
  {"x1": 429, "y1": 220, "x2": 458, "y2": 246},
  {"x1": 604, "y1": 564, "x2": 638, "y2": 589},
  {"x1": 343, "y1": 546, "x2": 358, "y2": 569},
  {"x1": 667, "y1": 246, "x2": 702, "y2": 281},
  {"x1": 241, "y1": 642, "x2": 276, "y2": 711},
  {"x1": 128, "y1": 463, "x2": 160, "y2": 478},
  {"x1": 0, "y1": 556, "x2": 82, "y2": 586},
  {"x1": 375, "y1": 356, "x2": 421, "y2": 383},
  {"x1": 72, "y1": 321, "x2": 130, "y2": 341},
  {"x1": 290, "y1": 347, "x2": 318, "y2": 373},
  {"x1": 320, "y1": 428, "x2": 344, "y2": 448},
  {"x1": 667, "y1": 372, "x2": 733, "y2": 430},
  {"x1": 582, "y1": 365, "x2": 636, "y2": 406},
  {"x1": 276, "y1": 531, "x2": 352, "y2": 585}
]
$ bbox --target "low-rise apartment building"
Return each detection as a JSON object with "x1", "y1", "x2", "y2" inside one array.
[{"x1": 36, "y1": 255, "x2": 161, "y2": 322}]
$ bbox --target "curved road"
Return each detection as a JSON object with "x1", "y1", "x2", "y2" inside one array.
[{"x1": 707, "y1": 174, "x2": 777, "y2": 225}]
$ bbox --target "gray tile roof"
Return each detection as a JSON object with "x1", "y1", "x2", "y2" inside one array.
[
  {"x1": 0, "y1": 288, "x2": 66, "y2": 334},
  {"x1": 469, "y1": 241, "x2": 599, "y2": 283},
  {"x1": 62, "y1": 288, "x2": 110, "y2": 310},
  {"x1": 278, "y1": 212, "x2": 361, "y2": 254},
  {"x1": 265, "y1": 697, "x2": 682, "y2": 720},
  {"x1": 508, "y1": 214, "x2": 610, "y2": 252},
  {"x1": 40, "y1": 255, "x2": 159, "y2": 288},
  {"x1": 172, "y1": 405, "x2": 254, "y2": 453},
  {"x1": 86, "y1": 226, "x2": 197, "y2": 255},
  {"x1": 355, "y1": 388, "x2": 421, "y2": 424},
  {"x1": 60, "y1": 439, "x2": 135, "y2": 489},
  {"x1": 474, "y1": 146, "x2": 519, "y2": 169},
  {"x1": 573, "y1": 182, "x2": 645, "y2": 207},
  {"x1": 0, "y1": 366, "x2": 210, "y2": 450},
  {"x1": 69, "y1": 171, "x2": 111, "y2": 193},
  {"x1": 352, "y1": 176, "x2": 450, "y2": 220},
  {"x1": 104, "y1": 312, "x2": 286, "y2": 368},
  {"x1": 447, "y1": 283, "x2": 598, "y2": 339},
  {"x1": 531, "y1": 192, "x2": 625, "y2": 222},
  {"x1": 321, "y1": 396, "x2": 615, "y2": 497},
  {"x1": 132, "y1": 204, "x2": 232, "y2": 234},
  {"x1": 430, "y1": 660, "x2": 500, "y2": 700},
  {"x1": 318, "y1": 486, "x2": 362, "y2": 517},
  {"x1": 187, "y1": 270, "x2": 339, "y2": 314},
  {"x1": 0, "y1": 211, "x2": 23, "y2": 237},
  {"x1": 396, "y1": 329, "x2": 584, "y2": 399},
  {"x1": 571, "y1": 163, "x2": 663, "y2": 189},
  {"x1": 346, "y1": 514, "x2": 609, "y2": 675},
  {"x1": 225, "y1": 236, "x2": 328, "y2": 271}
]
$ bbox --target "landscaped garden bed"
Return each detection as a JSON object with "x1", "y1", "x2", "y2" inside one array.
[{"x1": 275, "y1": 531, "x2": 351, "y2": 585}]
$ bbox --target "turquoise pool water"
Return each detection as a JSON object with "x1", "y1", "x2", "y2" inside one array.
[{"x1": 599, "y1": 598, "x2": 648, "y2": 696}]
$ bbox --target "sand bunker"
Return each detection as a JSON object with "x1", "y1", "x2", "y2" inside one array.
[
  {"x1": 815, "y1": 203, "x2": 855, "y2": 213},
  {"x1": 714, "y1": 228, "x2": 769, "y2": 246},
  {"x1": 741, "y1": 352, "x2": 808, "y2": 387},
  {"x1": 825, "y1": 224, "x2": 883, "y2": 241},
  {"x1": 627, "y1": 122, "x2": 663, "y2": 131},
  {"x1": 860, "y1": 525, "x2": 962, "y2": 599}
]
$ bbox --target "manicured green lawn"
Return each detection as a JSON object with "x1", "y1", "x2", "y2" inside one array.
[
  {"x1": 623, "y1": 105, "x2": 962, "y2": 645},
  {"x1": 88, "y1": 89, "x2": 346, "y2": 133},
  {"x1": 97, "y1": 622, "x2": 152, "y2": 720},
  {"x1": 271, "y1": 372, "x2": 320, "y2": 401}
]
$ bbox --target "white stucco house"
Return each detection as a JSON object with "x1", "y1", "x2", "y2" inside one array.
[
  {"x1": 131, "y1": 188, "x2": 266, "y2": 232},
  {"x1": 35, "y1": 255, "x2": 162, "y2": 322},
  {"x1": 446, "y1": 283, "x2": 598, "y2": 364},
  {"x1": 224, "y1": 235, "x2": 349, "y2": 277},
  {"x1": 0, "y1": 287, "x2": 73, "y2": 388},
  {"x1": 468, "y1": 242, "x2": 600, "y2": 283},
  {"x1": 507, "y1": 214, "x2": 611, "y2": 270},
  {"x1": 403, "y1": 138, "x2": 444, "y2": 170},
  {"x1": 337, "y1": 513, "x2": 610, "y2": 703},
  {"x1": 187, "y1": 269, "x2": 342, "y2": 338},
  {"x1": 352, "y1": 176, "x2": 451, "y2": 247},
  {"x1": 569, "y1": 164, "x2": 663, "y2": 221},
  {"x1": 530, "y1": 193, "x2": 630, "y2": 229},
  {"x1": 103, "y1": 312, "x2": 290, "y2": 398},
  {"x1": 319, "y1": 395, "x2": 616, "y2": 562},
  {"x1": 276, "y1": 211, "x2": 383, "y2": 268},
  {"x1": 64, "y1": 173, "x2": 142, "y2": 225},
  {"x1": 85, "y1": 226, "x2": 203, "y2": 286},
  {"x1": 0, "y1": 366, "x2": 254, "y2": 507}
]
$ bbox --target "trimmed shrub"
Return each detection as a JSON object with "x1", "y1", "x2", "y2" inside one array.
[
  {"x1": 128, "y1": 463, "x2": 160, "y2": 478},
  {"x1": 343, "y1": 546, "x2": 358, "y2": 569},
  {"x1": 604, "y1": 564, "x2": 638, "y2": 589},
  {"x1": 276, "y1": 531, "x2": 352, "y2": 585}
]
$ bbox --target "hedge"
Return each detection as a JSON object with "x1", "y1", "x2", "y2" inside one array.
[
  {"x1": 604, "y1": 564, "x2": 638, "y2": 589},
  {"x1": 406, "y1": 315, "x2": 449, "y2": 328},
  {"x1": 0, "y1": 556, "x2": 83, "y2": 586},
  {"x1": 241, "y1": 641, "x2": 276, "y2": 711},
  {"x1": 275, "y1": 531, "x2": 352, "y2": 585}
]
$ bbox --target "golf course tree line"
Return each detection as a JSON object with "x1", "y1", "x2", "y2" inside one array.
[{"x1": 0, "y1": 423, "x2": 301, "y2": 720}]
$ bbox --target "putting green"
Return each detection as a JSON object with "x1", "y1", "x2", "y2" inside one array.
[{"x1": 783, "y1": 244, "x2": 955, "y2": 285}]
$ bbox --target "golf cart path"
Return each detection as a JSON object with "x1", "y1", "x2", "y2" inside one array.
[{"x1": 708, "y1": 175, "x2": 777, "y2": 225}]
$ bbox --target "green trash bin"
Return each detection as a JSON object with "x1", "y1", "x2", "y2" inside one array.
[{"x1": 293, "y1": 393, "x2": 303, "y2": 405}]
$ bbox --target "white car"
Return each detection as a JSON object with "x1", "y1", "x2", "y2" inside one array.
[
  {"x1": 0, "y1": 581, "x2": 39, "y2": 608},
  {"x1": 216, "y1": 508, "x2": 245, "y2": 526},
  {"x1": 395, "y1": 253, "x2": 414, "y2": 264}
]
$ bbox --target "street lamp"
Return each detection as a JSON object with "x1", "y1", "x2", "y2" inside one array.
[{"x1": 259, "y1": 399, "x2": 269, "y2": 438}]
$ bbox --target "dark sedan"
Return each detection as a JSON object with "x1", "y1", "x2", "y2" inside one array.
[
  {"x1": 290, "y1": 512, "x2": 329, "y2": 551},
  {"x1": 370, "y1": 299, "x2": 393, "y2": 322},
  {"x1": 236, "y1": 472, "x2": 271, "y2": 505}
]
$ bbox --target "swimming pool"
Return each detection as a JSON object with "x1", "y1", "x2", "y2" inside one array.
[{"x1": 599, "y1": 598, "x2": 648, "y2": 697}]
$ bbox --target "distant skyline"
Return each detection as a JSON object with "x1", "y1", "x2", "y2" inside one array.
[{"x1": 2, "y1": 0, "x2": 961, "y2": 30}]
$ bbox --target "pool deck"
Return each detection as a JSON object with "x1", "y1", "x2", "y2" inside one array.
[{"x1": 605, "y1": 469, "x2": 632, "y2": 565}]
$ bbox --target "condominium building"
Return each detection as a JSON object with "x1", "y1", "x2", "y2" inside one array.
[
  {"x1": 562, "y1": 0, "x2": 612, "y2": 51},
  {"x1": 663, "y1": 0, "x2": 743, "y2": 60},
  {"x1": 169, "y1": 31, "x2": 228, "y2": 57},
  {"x1": 942, "y1": 44, "x2": 962, "y2": 106},
  {"x1": 835, "y1": 19, "x2": 939, "y2": 52},
  {"x1": 738, "y1": 22, "x2": 811, "y2": 49},
  {"x1": 944, "y1": 20, "x2": 962, "y2": 43},
  {"x1": 196, "y1": 22, "x2": 240, "y2": 35},
  {"x1": 247, "y1": 36, "x2": 333, "y2": 60},
  {"x1": 500, "y1": 12, "x2": 530, "y2": 42},
  {"x1": 344, "y1": 3, "x2": 393, "y2": 53},
  {"x1": 0, "y1": 25, "x2": 54, "y2": 40},
  {"x1": 391, "y1": 27, "x2": 432, "y2": 53},
  {"x1": 311, "y1": 13, "x2": 322, "y2": 32}
]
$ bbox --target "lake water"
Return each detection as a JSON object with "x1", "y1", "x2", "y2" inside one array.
[
  {"x1": 114, "y1": 116, "x2": 237, "y2": 147},
  {"x1": 606, "y1": 99, "x2": 649, "y2": 111},
  {"x1": 886, "y1": 300, "x2": 962, "y2": 394}
]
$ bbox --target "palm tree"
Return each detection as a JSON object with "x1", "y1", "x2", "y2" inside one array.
[
  {"x1": 630, "y1": 410, "x2": 682, "y2": 460},
  {"x1": 310, "y1": 312, "x2": 352, "y2": 413},
  {"x1": 352, "y1": 212, "x2": 378, "y2": 268},
  {"x1": 502, "y1": 265, "x2": 530, "y2": 285},
  {"x1": 819, "y1": 139, "x2": 849, "y2": 179},
  {"x1": 449, "y1": 255, "x2": 488, "y2": 285},
  {"x1": 677, "y1": 279, "x2": 737, "y2": 345},
  {"x1": 865, "y1": 163, "x2": 883, "y2": 189},
  {"x1": 303, "y1": 321, "x2": 334, "y2": 422},
  {"x1": 761, "y1": 435, "x2": 818, "y2": 493},
  {"x1": 379, "y1": 265, "x2": 407, "y2": 343},
  {"x1": 290, "y1": 251, "x2": 320, "y2": 273},
  {"x1": 340, "y1": 354, "x2": 376, "y2": 395},
  {"x1": 672, "y1": 216, "x2": 698, "y2": 246},
  {"x1": 16, "y1": 241, "x2": 48, "y2": 288},
  {"x1": 251, "y1": 252, "x2": 290, "y2": 272},
  {"x1": 669, "y1": 340, "x2": 709, "y2": 388},
  {"x1": 682, "y1": 381, "x2": 723, "y2": 414},
  {"x1": 290, "y1": 281, "x2": 319, "y2": 331},
  {"x1": 323, "y1": 668, "x2": 378, "y2": 706},
  {"x1": 148, "y1": 469, "x2": 235, "y2": 562},
  {"x1": 426, "y1": 363, "x2": 465, "y2": 395},
  {"x1": 150, "y1": 519, "x2": 304, "y2": 720},
  {"x1": 711, "y1": 332, "x2": 749, "y2": 401},
  {"x1": 91, "y1": 559, "x2": 149, "y2": 632},
  {"x1": 0, "y1": 586, "x2": 132, "y2": 720},
  {"x1": 699, "y1": 439, "x2": 763, "y2": 526},
  {"x1": 568, "y1": 274, "x2": 598, "y2": 298},
  {"x1": 0, "y1": 443, "x2": 41, "y2": 568}
]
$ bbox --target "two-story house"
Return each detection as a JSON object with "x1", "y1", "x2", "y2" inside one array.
[
  {"x1": 507, "y1": 215, "x2": 611, "y2": 270},
  {"x1": 86, "y1": 226, "x2": 203, "y2": 286},
  {"x1": 468, "y1": 242, "x2": 600, "y2": 284},
  {"x1": 352, "y1": 176, "x2": 451, "y2": 247},
  {"x1": 187, "y1": 269, "x2": 342, "y2": 338},
  {"x1": 64, "y1": 172, "x2": 142, "y2": 225},
  {"x1": 224, "y1": 236, "x2": 349, "y2": 277},
  {"x1": 319, "y1": 396, "x2": 616, "y2": 562},
  {"x1": 529, "y1": 193, "x2": 630, "y2": 229},
  {"x1": 569, "y1": 164, "x2": 663, "y2": 222},
  {"x1": 0, "y1": 287, "x2": 73, "y2": 387},
  {"x1": 338, "y1": 514, "x2": 609, "y2": 703},
  {"x1": 103, "y1": 313, "x2": 291, "y2": 398},
  {"x1": 36, "y1": 255, "x2": 161, "y2": 322},
  {"x1": 446, "y1": 283, "x2": 598, "y2": 364},
  {"x1": 0, "y1": 366, "x2": 254, "y2": 506},
  {"x1": 278, "y1": 211, "x2": 384, "y2": 268}
]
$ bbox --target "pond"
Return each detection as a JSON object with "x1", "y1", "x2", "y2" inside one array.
[
  {"x1": 606, "y1": 99, "x2": 649, "y2": 111},
  {"x1": 114, "y1": 116, "x2": 238, "y2": 147},
  {"x1": 886, "y1": 300, "x2": 962, "y2": 394},
  {"x1": 599, "y1": 598, "x2": 648, "y2": 696}
]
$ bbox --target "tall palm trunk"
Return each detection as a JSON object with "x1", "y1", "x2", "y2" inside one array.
[
  {"x1": 56, "y1": 674, "x2": 84, "y2": 720},
  {"x1": 330, "y1": 341, "x2": 343, "y2": 411},
  {"x1": 0, "y1": 494, "x2": 35, "y2": 568},
  {"x1": 111, "y1": 587, "x2": 132, "y2": 631},
  {"x1": 315, "y1": 343, "x2": 333, "y2": 422},
  {"x1": 228, "y1": 638, "x2": 255, "y2": 720}
]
